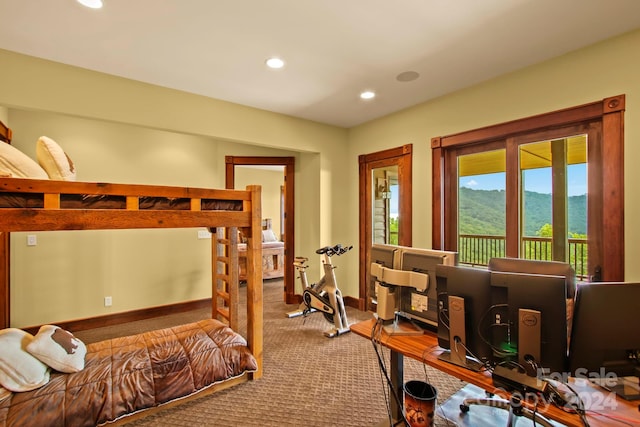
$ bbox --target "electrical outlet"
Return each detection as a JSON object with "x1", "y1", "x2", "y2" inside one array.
[
  {"x1": 27, "y1": 234, "x2": 37, "y2": 246},
  {"x1": 197, "y1": 230, "x2": 212, "y2": 239},
  {"x1": 104, "y1": 296, "x2": 112, "y2": 307}
]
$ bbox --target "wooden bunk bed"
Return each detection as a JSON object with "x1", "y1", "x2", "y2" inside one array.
[{"x1": 0, "y1": 121, "x2": 263, "y2": 426}]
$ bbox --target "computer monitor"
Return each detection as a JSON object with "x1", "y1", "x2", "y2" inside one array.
[
  {"x1": 488, "y1": 258, "x2": 576, "y2": 298},
  {"x1": 435, "y1": 264, "x2": 493, "y2": 371},
  {"x1": 569, "y1": 282, "x2": 640, "y2": 400},
  {"x1": 370, "y1": 244, "x2": 400, "y2": 293},
  {"x1": 490, "y1": 270, "x2": 568, "y2": 377},
  {"x1": 397, "y1": 247, "x2": 457, "y2": 328},
  {"x1": 370, "y1": 244, "x2": 401, "y2": 321}
]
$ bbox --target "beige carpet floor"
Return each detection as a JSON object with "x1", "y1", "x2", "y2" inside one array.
[{"x1": 76, "y1": 279, "x2": 467, "y2": 426}]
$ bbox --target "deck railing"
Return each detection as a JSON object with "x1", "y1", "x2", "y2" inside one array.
[{"x1": 458, "y1": 234, "x2": 588, "y2": 279}]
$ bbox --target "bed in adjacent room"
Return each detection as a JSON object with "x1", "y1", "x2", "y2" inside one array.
[{"x1": 238, "y1": 217, "x2": 285, "y2": 281}]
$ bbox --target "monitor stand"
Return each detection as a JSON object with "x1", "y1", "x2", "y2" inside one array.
[
  {"x1": 437, "y1": 295, "x2": 484, "y2": 372},
  {"x1": 381, "y1": 313, "x2": 425, "y2": 336},
  {"x1": 518, "y1": 308, "x2": 541, "y2": 375}
]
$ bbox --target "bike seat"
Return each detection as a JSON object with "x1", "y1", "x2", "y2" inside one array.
[{"x1": 316, "y1": 244, "x2": 353, "y2": 256}]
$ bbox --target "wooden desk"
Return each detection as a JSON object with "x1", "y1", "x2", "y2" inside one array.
[{"x1": 351, "y1": 318, "x2": 640, "y2": 427}]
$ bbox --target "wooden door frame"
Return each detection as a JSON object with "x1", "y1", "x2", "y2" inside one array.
[
  {"x1": 225, "y1": 156, "x2": 296, "y2": 303},
  {"x1": 0, "y1": 233, "x2": 8, "y2": 328},
  {"x1": 359, "y1": 144, "x2": 412, "y2": 311}
]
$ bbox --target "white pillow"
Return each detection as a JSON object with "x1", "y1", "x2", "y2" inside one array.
[
  {"x1": 36, "y1": 136, "x2": 76, "y2": 181},
  {"x1": 0, "y1": 328, "x2": 50, "y2": 392},
  {"x1": 0, "y1": 142, "x2": 49, "y2": 179},
  {"x1": 262, "y1": 229, "x2": 279, "y2": 242},
  {"x1": 26, "y1": 325, "x2": 87, "y2": 373}
]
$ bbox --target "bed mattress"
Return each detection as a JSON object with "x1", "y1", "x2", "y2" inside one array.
[{"x1": 0, "y1": 319, "x2": 257, "y2": 427}]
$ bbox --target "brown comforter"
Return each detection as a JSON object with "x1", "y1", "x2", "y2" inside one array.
[{"x1": 0, "y1": 319, "x2": 257, "y2": 427}]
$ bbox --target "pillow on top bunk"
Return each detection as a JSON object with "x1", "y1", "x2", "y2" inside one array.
[
  {"x1": 262, "y1": 229, "x2": 279, "y2": 243},
  {"x1": 0, "y1": 328, "x2": 50, "y2": 392},
  {"x1": 36, "y1": 136, "x2": 76, "y2": 181},
  {"x1": 0, "y1": 142, "x2": 49, "y2": 179},
  {"x1": 26, "y1": 325, "x2": 87, "y2": 373}
]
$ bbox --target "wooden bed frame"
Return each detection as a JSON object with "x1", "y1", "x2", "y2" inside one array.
[
  {"x1": 238, "y1": 218, "x2": 285, "y2": 281},
  {"x1": 0, "y1": 121, "x2": 263, "y2": 421}
]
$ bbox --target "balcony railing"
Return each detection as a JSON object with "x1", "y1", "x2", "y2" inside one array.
[{"x1": 458, "y1": 234, "x2": 588, "y2": 279}]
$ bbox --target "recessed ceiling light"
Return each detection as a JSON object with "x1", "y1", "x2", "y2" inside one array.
[
  {"x1": 265, "y1": 57, "x2": 285, "y2": 69},
  {"x1": 77, "y1": 0, "x2": 103, "y2": 8},
  {"x1": 360, "y1": 91, "x2": 376, "y2": 100}
]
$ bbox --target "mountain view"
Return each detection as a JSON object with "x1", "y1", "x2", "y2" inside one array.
[{"x1": 458, "y1": 187, "x2": 587, "y2": 236}]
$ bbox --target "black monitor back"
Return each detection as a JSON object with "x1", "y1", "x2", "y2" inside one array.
[
  {"x1": 490, "y1": 271, "x2": 568, "y2": 375},
  {"x1": 489, "y1": 257, "x2": 576, "y2": 298},
  {"x1": 435, "y1": 264, "x2": 493, "y2": 363},
  {"x1": 569, "y1": 282, "x2": 640, "y2": 377}
]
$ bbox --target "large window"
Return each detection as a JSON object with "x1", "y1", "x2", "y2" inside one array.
[
  {"x1": 431, "y1": 95, "x2": 625, "y2": 282},
  {"x1": 455, "y1": 137, "x2": 588, "y2": 278}
]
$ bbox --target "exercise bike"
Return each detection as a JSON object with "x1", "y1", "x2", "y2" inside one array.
[{"x1": 286, "y1": 244, "x2": 352, "y2": 338}]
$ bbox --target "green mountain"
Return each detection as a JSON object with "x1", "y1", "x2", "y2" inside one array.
[{"x1": 458, "y1": 187, "x2": 586, "y2": 236}]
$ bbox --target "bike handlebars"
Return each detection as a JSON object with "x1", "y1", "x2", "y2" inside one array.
[{"x1": 315, "y1": 244, "x2": 353, "y2": 256}]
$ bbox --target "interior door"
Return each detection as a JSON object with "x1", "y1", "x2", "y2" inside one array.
[{"x1": 359, "y1": 145, "x2": 412, "y2": 311}]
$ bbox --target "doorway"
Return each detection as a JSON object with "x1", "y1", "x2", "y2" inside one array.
[
  {"x1": 358, "y1": 145, "x2": 412, "y2": 311},
  {"x1": 225, "y1": 156, "x2": 296, "y2": 303}
]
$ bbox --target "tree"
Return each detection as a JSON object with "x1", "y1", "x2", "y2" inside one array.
[{"x1": 537, "y1": 223, "x2": 553, "y2": 237}]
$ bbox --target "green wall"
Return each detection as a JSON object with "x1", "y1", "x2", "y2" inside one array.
[
  {"x1": 0, "y1": 49, "x2": 345, "y2": 326},
  {"x1": 1, "y1": 27, "x2": 640, "y2": 326},
  {"x1": 346, "y1": 28, "x2": 640, "y2": 291}
]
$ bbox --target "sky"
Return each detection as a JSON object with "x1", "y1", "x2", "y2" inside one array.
[{"x1": 460, "y1": 164, "x2": 587, "y2": 196}]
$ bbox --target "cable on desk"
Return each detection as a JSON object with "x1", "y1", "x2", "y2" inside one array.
[
  {"x1": 371, "y1": 320, "x2": 392, "y2": 424},
  {"x1": 419, "y1": 347, "x2": 458, "y2": 427},
  {"x1": 438, "y1": 291, "x2": 493, "y2": 372},
  {"x1": 452, "y1": 336, "x2": 493, "y2": 373},
  {"x1": 477, "y1": 303, "x2": 517, "y2": 360},
  {"x1": 371, "y1": 318, "x2": 409, "y2": 427},
  {"x1": 543, "y1": 380, "x2": 591, "y2": 427},
  {"x1": 437, "y1": 291, "x2": 450, "y2": 331},
  {"x1": 530, "y1": 393, "x2": 540, "y2": 427}
]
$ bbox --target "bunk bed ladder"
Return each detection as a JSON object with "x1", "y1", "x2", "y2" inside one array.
[{"x1": 212, "y1": 226, "x2": 240, "y2": 331}]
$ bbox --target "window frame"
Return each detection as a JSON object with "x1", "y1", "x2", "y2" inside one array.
[{"x1": 431, "y1": 95, "x2": 625, "y2": 281}]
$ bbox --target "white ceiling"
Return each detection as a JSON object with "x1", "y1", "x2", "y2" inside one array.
[{"x1": 1, "y1": 0, "x2": 640, "y2": 128}]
